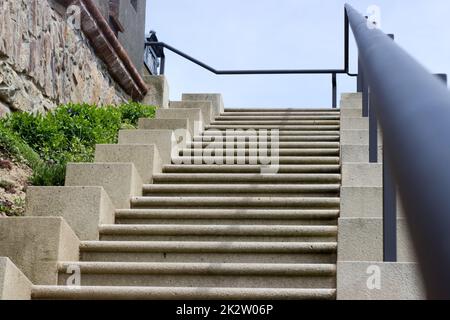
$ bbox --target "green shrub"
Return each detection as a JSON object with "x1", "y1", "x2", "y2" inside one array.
[
  {"x1": 119, "y1": 101, "x2": 156, "y2": 125},
  {"x1": 0, "y1": 102, "x2": 156, "y2": 186},
  {"x1": 0, "y1": 124, "x2": 41, "y2": 167}
]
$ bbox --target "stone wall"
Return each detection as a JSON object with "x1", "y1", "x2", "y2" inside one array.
[{"x1": 0, "y1": 0, "x2": 130, "y2": 116}]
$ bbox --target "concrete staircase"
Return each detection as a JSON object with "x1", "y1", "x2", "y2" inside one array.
[{"x1": 31, "y1": 107, "x2": 341, "y2": 300}]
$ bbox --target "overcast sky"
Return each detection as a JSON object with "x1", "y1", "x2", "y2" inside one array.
[{"x1": 145, "y1": 0, "x2": 450, "y2": 108}]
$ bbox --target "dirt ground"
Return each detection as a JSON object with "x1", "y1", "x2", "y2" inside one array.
[{"x1": 0, "y1": 149, "x2": 32, "y2": 216}]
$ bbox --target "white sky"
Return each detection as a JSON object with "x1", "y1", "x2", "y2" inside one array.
[{"x1": 145, "y1": 0, "x2": 450, "y2": 108}]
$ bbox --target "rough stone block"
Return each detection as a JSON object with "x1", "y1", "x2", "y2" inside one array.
[
  {"x1": 170, "y1": 101, "x2": 214, "y2": 124},
  {"x1": 0, "y1": 217, "x2": 79, "y2": 285},
  {"x1": 337, "y1": 262, "x2": 425, "y2": 300},
  {"x1": 342, "y1": 163, "x2": 382, "y2": 187},
  {"x1": 95, "y1": 144, "x2": 162, "y2": 183},
  {"x1": 142, "y1": 75, "x2": 169, "y2": 108},
  {"x1": 25, "y1": 186, "x2": 115, "y2": 241},
  {"x1": 182, "y1": 93, "x2": 224, "y2": 117},
  {"x1": 65, "y1": 163, "x2": 142, "y2": 209},
  {"x1": 0, "y1": 257, "x2": 32, "y2": 300},
  {"x1": 337, "y1": 218, "x2": 416, "y2": 262},
  {"x1": 118, "y1": 130, "x2": 184, "y2": 165},
  {"x1": 156, "y1": 108, "x2": 203, "y2": 136}
]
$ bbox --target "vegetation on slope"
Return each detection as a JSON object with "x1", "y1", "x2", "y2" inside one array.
[{"x1": 0, "y1": 102, "x2": 156, "y2": 216}]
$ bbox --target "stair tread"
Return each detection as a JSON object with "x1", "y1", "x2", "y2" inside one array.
[
  {"x1": 143, "y1": 184, "x2": 340, "y2": 193},
  {"x1": 217, "y1": 116, "x2": 340, "y2": 120},
  {"x1": 131, "y1": 197, "x2": 340, "y2": 209},
  {"x1": 115, "y1": 209, "x2": 340, "y2": 219},
  {"x1": 172, "y1": 157, "x2": 340, "y2": 165},
  {"x1": 187, "y1": 142, "x2": 340, "y2": 147},
  {"x1": 163, "y1": 164, "x2": 340, "y2": 173},
  {"x1": 154, "y1": 173, "x2": 341, "y2": 179},
  {"x1": 99, "y1": 224, "x2": 338, "y2": 236},
  {"x1": 80, "y1": 241, "x2": 337, "y2": 253},
  {"x1": 57, "y1": 261, "x2": 336, "y2": 275},
  {"x1": 32, "y1": 286, "x2": 336, "y2": 300},
  {"x1": 224, "y1": 108, "x2": 340, "y2": 112}
]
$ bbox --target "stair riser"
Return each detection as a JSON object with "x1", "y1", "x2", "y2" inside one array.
[
  {"x1": 57, "y1": 274, "x2": 335, "y2": 289},
  {"x1": 163, "y1": 165, "x2": 340, "y2": 174},
  {"x1": 179, "y1": 149, "x2": 340, "y2": 156},
  {"x1": 187, "y1": 142, "x2": 340, "y2": 148},
  {"x1": 115, "y1": 218, "x2": 338, "y2": 226},
  {"x1": 203, "y1": 132, "x2": 340, "y2": 136},
  {"x1": 172, "y1": 157, "x2": 340, "y2": 165},
  {"x1": 221, "y1": 109, "x2": 340, "y2": 116},
  {"x1": 141, "y1": 193, "x2": 338, "y2": 198},
  {"x1": 131, "y1": 200, "x2": 340, "y2": 209},
  {"x1": 206, "y1": 126, "x2": 340, "y2": 131},
  {"x1": 100, "y1": 235, "x2": 337, "y2": 242},
  {"x1": 211, "y1": 121, "x2": 340, "y2": 125},
  {"x1": 195, "y1": 136, "x2": 340, "y2": 142},
  {"x1": 217, "y1": 117, "x2": 340, "y2": 121},
  {"x1": 153, "y1": 175, "x2": 341, "y2": 183},
  {"x1": 81, "y1": 252, "x2": 336, "y2": 264},
  {"x1": 143, "y1": 185, "x2": 340, "y2": 195}
]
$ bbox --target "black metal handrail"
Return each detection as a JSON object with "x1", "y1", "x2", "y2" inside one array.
[
  {"x1": 145, "y1": 10, "x2": 356, "y2": 108},
  {"x1": 346, "y1": 3, "x2": 450, "y2": 299}
]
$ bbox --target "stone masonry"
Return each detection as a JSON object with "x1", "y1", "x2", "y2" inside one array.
[{"x1": 0, "y1": 0, "x2": 129, "y2": 116}]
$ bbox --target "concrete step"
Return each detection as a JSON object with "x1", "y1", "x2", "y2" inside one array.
[
  {"x1": 179, "y1": 148, "x2": 339, "y2": 157},
  {"x1": 115, "y1": 208, "x2": 340, "y2": 226},
  {"x1": 99, "y1": 224, "x2": 337, "y2": 242},
  {"x1": 131, "y1": 196, "x2": 340, "y2": 209},
  {"x1": 194, "y1": 135, "x2": 340, "y2": 142},
  {"x1": 143, "y1": 184, "x2": 339, "y2": 196},
  {"x1": 56, "y1": 262, "x2": 336, "y2": 288},
  {"x1": 217, "y1": 115, "x2": 340, "y2": 120},
  {"x1": 186, "y1": 141, "x2": 340, "y2": 149},
  {"x1": 202, "y1": 130, "x2": 340, "y2": 136},
  {"x1": 80, "y1": 241, "x2": 338, "y2": 263},
  {"x1": 152, "y1": 173, "x2": 341, "y2": 184},
  {"x1": 206, "y1": 125, "x2": 340, "y2": 131},
  {"x1": 172, "y1": 156, "x2": 340, "y2": 165},
  {"x1": 210, "y1": 120, "x2": 340, "y2": 125},
  {"x1": 163, "y1": 164, "x2": 340, "y2": 174},
  {"x1": 32, "y1": 286, "x2": 336, "y2": 300}
]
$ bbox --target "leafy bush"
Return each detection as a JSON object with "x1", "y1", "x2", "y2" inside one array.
[
  {"x1": 0, "y1": 124, "x2": 41, "y2": 168},
  {"x1": 0, "y1": 102, "x2": 156, "y2": 186}
]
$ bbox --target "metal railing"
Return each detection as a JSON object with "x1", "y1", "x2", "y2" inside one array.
[
  {"x1": 346, "y1": 3, "x2": 450, "y2": 299},
  {"x1": 144, "y1": 10, "x2": 356, "y2": 108}
]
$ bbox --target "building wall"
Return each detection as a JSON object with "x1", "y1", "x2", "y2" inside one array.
[
  {"x1": 91, "y1": 0, "x2": 147, "y2": 74},
  {"x1": 118, "y1": 0, "x2": 146, "y2": 72},
  {"x1": 0, "y1": 0, "x2": 134, "y2": 116}
]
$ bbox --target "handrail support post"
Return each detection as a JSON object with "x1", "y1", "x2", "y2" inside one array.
[
  {"x1": 332, "y1": 73, "x2": 337, "y2": 108},
  {"x1": 383, "y1": 148, "x2": 398, "y2": 262}
]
